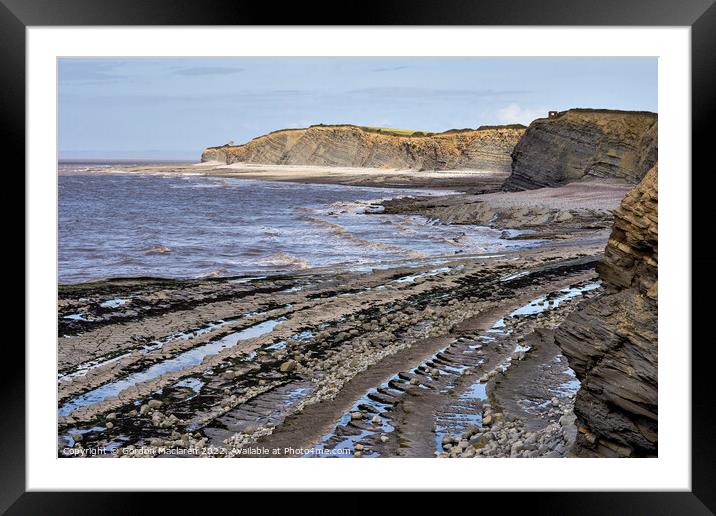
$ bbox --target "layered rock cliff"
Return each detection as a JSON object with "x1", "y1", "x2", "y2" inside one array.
[
  {"x1": 504, "y1": 109, "x2": 658, "y2": 191},
  {"x1": 202, "y1": 125, "x2": 525, "y2": 172},
  {"x1": 555, "y1": 165, "x2": 658, "y2": 457}
]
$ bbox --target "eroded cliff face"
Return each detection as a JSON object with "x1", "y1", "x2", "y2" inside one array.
[
  {"x1": 504, "y1": 109, "x2": 658, "y2": 191},
  {"x1": 201, "y1": 125, "x2": 525, "y2": 172},
  {"x1": 555, "y1": 165, "x2": 658, "y2": 457}
]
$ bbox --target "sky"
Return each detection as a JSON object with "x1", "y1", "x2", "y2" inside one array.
[{"x1": 58, "y1": 57, "x2": 657, "y2": 160}]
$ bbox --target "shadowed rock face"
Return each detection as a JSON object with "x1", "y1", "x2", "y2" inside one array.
[
  {"x1": 504, "y1": 109, "x2": 658, "y2": 191},
  {"x1": 555, "y1": 166, "x2": 658, "y2": 457},
  {"x1": 201, "y1": 125, "x2": 525, "y2": 172}
]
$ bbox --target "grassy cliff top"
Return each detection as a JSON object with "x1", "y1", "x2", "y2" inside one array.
[
  {"x1": 544, "y1": 108, "x2": 658, "y2": 121},
  {"x1": 206, "y1": 123, "x2": 527, "y2": 149}
]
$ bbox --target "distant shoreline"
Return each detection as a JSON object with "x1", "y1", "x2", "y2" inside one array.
[{"x1": 62, "y1": 161, "x2": 509, "y2": 193}]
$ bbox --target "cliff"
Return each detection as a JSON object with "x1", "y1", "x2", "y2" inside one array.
[
  {"x1": 503, "y1": 109, "x2": 658, "y2": 191},
  {"x1": 555, "y1": 165, "x2": 658, "y2": 457},
  {"x1": 201, "y1": 124, "x2": 526, "y2": 172}
]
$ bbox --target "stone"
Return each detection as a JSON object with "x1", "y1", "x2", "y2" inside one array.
[
  {"x1": 372, "y1": 415, "x2": 382, "y2": 424},
  {"x1": 482, "y1": 414, "x2": 493, "y2": 426},
  {"x1": 462, "y1": 425, "x2": 479, "y2": 439},
  {"x1": 279, "y1": 360, "x2": 297, "y2": 373},
  {"x1": 351, "y1": 412, "x2": 364, "y2": 421},
  {"x1": 441, "y1": 434, "x2": 456, "y2": 448},
  {"x1": 468, "y1": 434, "x2": 485, "y2": 446},
  {"x1": 147, "y1": 399, "x2": 163, "y2": 410},
  {"x1": 559, "y1": 414, "x2": 574, "y2": 427}
]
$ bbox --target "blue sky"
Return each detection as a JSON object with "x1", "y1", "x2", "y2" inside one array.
[{"x1": 59, "y1": 57, "x2": 657, "y2": 160}]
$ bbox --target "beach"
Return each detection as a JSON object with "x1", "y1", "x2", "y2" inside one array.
[
  {"x1": 98, "y1": 160, "x2": 510, "y2": 192},
  {"x1": 57, "y1": 161, "x2": 628, "y2": 458}
]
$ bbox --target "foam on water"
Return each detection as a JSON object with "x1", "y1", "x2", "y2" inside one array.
[{"x1": 59, "y1": 166, "x2": 541, "y2": 283}]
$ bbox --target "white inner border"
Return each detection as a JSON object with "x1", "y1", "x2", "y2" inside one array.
[{"x1": 27, "y1": 27, "x2": 690, "y2": 491}]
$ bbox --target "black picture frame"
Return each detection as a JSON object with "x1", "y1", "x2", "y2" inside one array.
[{"x1": 5, "y1": 0, "x2": 714, "y2": 511}]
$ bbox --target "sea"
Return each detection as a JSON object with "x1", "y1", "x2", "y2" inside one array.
[{"x1": 58, "y1": 161, "x2": 537, "y2": 284}]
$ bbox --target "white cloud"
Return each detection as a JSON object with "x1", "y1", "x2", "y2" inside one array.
[{"x1": 496, "y1": 103, "x2": 546, "y2": 125}]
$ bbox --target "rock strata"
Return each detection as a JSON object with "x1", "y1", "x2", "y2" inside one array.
[
  {"x1": 504, "y1": 109, "x2": 657, "y2": 190},
  {"x1": 202, "y1": 125, "x2": 525, "y2": 172},
  {"x1": 555, "y1": 165, "x2": 658, "y2": 457}
]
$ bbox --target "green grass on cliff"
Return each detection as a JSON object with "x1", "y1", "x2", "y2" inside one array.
[
  {"x1": 312, "y1": 123, "x2": 525, "y2": 136},
  {"x1": 307, "y1": 124, "x2": 435, "y2": 137},
  {"x1": 549, "y1": 108, "x2": 658, "y2": 119},
  {"x1": 358, "y1": 126, "x2": 434, "y2": 137},
  {"x1": 205, "y1": 122, "x2": 526, "y2": 150}
]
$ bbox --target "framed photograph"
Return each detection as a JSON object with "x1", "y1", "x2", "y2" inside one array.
[{"x1": 8, "y1": 0, "x2": 714, "y2": 510}]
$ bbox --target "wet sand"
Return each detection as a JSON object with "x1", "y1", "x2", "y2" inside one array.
[{"x1": 90, "y1": 161, "x2": 509, "y2": 193}]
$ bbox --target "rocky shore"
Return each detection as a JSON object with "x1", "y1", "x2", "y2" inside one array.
[
  {"x1": 381, "y1": 181, "x2": 631, "y2": 237},
  {"x1": 555, "y1": 166, "x2": 658, "y2": 457},
  {"x1": 57, "y1": 239, "x2": 608, "y2": 458},
  {"x1": 58, "y1": 108, "x2": 658, "y2": 459}
]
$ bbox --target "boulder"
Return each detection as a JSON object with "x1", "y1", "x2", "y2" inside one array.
[{"x1": 279, "y1": 360, "x2": 297, "y2": 373}]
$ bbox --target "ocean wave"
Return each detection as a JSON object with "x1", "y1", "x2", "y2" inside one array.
[
  {"x1": 261, "y1": 226, "x2": 282, "y2": 237},
  {"x1": 241, "y1": 246, "x2": 269, "y2": 257},
  {"x1": 311, "y1": 199, "x2": 388, "y2": 216},
  {"x1": 300, "y1": 204, "x2": 458, "y2": 255},
  {"x1": 298, "y1": 214, "x2": 426, "y2": 259},
  {"x1": 169, "y1": 182, "x2": 224, "y2": 189},
  {"x1": 198, "y1": 268, "x2": 228, "y2": 278},
  {"x1": 144, "y1": 245, "x2": 172, "y2": 255},
  {"x1": 378, "y1": 216, "x2": 473, "y2": 248},
  {"x1": 258, "y1": 252, "x2": 310, "y2": 270}
]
